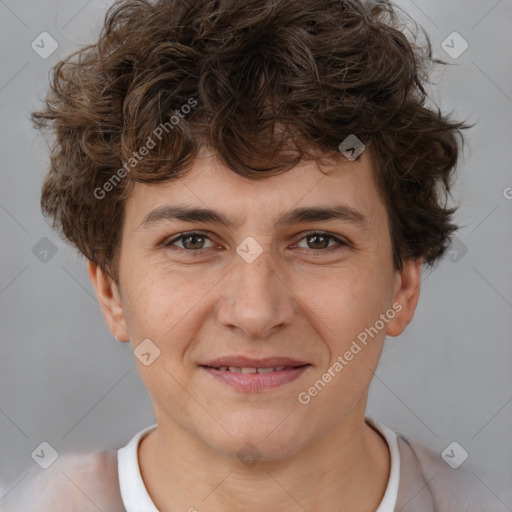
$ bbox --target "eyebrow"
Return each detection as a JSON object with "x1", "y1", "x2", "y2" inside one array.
[{"x1": 137, "y1": 204, "x2": 369, "y2": 230}]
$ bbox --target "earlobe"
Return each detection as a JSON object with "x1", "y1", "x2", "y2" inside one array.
[
  {"x1": 385, "y1": 257, "x2": 423, "y2": 338},
  {"x1": 86, "y1": 260, "x2": 130, "y2": 342}
]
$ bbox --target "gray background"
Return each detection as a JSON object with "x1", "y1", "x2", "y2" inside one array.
[{"x1": 1, "y1": 0, "x2": 511, "y2": 507}]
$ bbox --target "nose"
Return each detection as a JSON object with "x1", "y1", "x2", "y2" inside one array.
[{"x1": 215, "y1": 247, "x2": 296, "y2": 339}]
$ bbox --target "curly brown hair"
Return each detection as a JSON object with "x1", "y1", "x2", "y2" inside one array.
[{"x1": 30, "y1": 0, "x2": 472, "y2": 284}]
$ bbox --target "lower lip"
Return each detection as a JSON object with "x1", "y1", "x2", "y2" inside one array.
[{"x1": 200, "y1": 365, "x2": 310, "y2": 392}]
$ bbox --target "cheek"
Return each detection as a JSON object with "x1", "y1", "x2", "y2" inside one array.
[
  {"x1": 306, "y1": 263, "x2": 392, "y2": 343},
  {"x1": 298, "y1": 264, "x2": 392, "y2": 408},
  {"x1": 297, "y1": 270, "x2": 390, "y2": 417},
  {"x1": 120, "y1": 265, "x2": 219, "y2": 358}
]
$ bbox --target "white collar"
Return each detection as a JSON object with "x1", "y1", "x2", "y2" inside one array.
[{"x1": 117, "y1": 417, "x2": 400, "y2": 512}]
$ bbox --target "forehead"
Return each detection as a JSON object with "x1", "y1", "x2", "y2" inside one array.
[{"x1": 123, "y1": 149, "x2": 386, "y2": 230}]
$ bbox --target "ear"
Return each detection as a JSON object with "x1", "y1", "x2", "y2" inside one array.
[
  {"x1": 87, "y1": 260, "x2": 130, "y2": 342},
  {"x1": 385, "y1": 257, "x2": 423, "y2": 337}
]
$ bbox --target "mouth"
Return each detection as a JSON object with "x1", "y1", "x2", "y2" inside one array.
[
  {"x1": 200, "y1": 355, "x2": 310, "y2": 369},
  {"x1": 198, "y1": 358, "x2": 311, "y2": 392},
  {"x1": 201, "y1": 365, "x2": 308, "y2": 373}
]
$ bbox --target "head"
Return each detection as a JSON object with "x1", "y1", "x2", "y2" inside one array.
[{"x1": 31, "y1": 0, "x2": 470, "y2": 459}]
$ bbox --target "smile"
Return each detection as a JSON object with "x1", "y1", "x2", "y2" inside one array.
[
  {"x1": 205, "y1": 365, "x2": 294, "y2": 373},
  {"x1": 200, "y1": 364, "x2": 311, "y2": 392}
]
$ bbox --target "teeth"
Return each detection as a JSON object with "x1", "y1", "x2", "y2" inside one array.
[
  {"x1": 215, "y1": 366, "x2": 289, "y2": 373},
  {"x1": 255, "y1": 367, "x2": 275, "y2": 374}
]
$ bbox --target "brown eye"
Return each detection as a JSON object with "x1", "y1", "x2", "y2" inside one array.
[
  {"x1": 295, "y1": 232, "x2": 347, "y2": 251},
  {"x1": 164, "y1": 232, "x2": 214, "y2": 250},
  {"x1": 305, "y1": 234, "x2": 330, "y2": 249},
  {"x1": 181, "y1": 234, "x2": 206, "y2": 250}
]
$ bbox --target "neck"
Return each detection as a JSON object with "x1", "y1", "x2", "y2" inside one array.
[{"x1": 139, "y1": 404, "x2": 390, "y2": 512}]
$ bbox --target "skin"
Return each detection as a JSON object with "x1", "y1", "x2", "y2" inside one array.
[{"x1": 88, "y1": 146, "x2": 422, "y2": 511}]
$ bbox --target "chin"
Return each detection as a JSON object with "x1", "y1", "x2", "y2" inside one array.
[{"x1": 204, "y1": 419, "x2": 309, "y2": 463}]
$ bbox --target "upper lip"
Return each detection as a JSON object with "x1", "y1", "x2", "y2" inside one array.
[{"x1": 200, "y1": 356, "x2": 310, "y2": 368}]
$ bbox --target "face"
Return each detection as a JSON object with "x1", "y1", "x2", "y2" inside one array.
[{"x1": 89, "y1": 147, "x2": 421, "y2": 460}]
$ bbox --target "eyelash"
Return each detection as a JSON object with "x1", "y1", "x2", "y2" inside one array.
[{"x1": 162, "y1": 231, "x2": 350, "y2": 254}]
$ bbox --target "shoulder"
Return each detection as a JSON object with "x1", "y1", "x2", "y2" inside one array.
[
  {"x1": 396, "y1": 434, "x2": 506, "y2": 511},
  {"x1": 0, "y1": 450, "x2": 125, "y2": 512}
]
